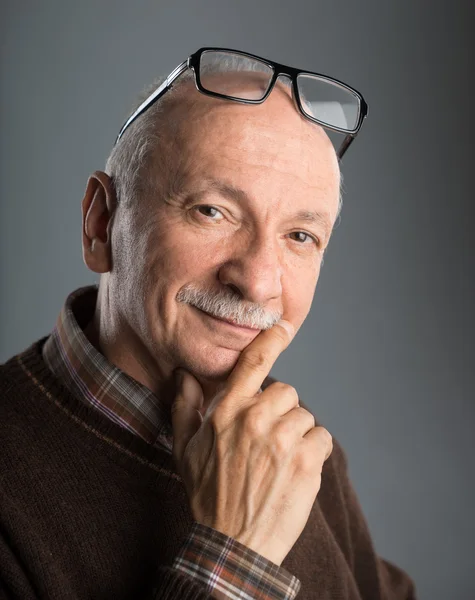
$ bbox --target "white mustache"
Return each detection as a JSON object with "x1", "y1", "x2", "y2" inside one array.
[{"x1": 176, "y1": 284, "x2": 282, "y2": 330}]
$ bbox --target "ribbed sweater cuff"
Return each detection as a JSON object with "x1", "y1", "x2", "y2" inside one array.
[{"x1": 152, "y1": 566, "x2": 211, "y2": 599}]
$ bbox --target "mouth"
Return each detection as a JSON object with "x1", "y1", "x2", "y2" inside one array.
[{"x1": 191, "y1": 305, "x2": 261, "y2": 334}]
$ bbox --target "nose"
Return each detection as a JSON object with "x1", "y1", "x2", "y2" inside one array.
[{"x1": 217, "y1": 235, "x2": 283, "y2": 305}]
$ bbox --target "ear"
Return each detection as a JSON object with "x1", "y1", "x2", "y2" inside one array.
[{"x1": 82, "y1": 171, "x2": 117, "y2": 273}]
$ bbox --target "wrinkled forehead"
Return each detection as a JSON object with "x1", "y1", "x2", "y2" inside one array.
[
  {"x1": 152, "y1": 71, "x2": 341, "y2": 214},
  {"x1": 190, "y1": 70, "x2": 343, "y2": 135},
  {"x1": 173, "y1": 71, "x2": 335, "y2": 152},
  {"x1": 160, "y1": 82, "x2": 335, "y2": 208}
]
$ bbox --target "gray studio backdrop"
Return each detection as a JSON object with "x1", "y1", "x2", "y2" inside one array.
[{"x1": 1, "y1": 1, "x2": 474, "y2": 598}]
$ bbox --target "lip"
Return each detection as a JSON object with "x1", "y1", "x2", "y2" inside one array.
[{"x1": 193, "y1": 306, "x2": 261, "y2": 334}]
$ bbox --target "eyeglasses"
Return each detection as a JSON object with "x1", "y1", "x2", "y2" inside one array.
[{"x1": 116, "y1": 47, "x2": 368, "y2": 160}]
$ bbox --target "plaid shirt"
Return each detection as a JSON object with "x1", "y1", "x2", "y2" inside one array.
[{"x1": 43, "y1": 287, "x2": 301, "y2": 599}]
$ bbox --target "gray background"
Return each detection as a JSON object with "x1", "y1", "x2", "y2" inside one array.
[{"x1": 1, "y1": 1, "x2": 474, "y2": 598}]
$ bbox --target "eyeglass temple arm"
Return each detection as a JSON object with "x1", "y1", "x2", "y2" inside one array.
[
  {"x1": 115, "y1": 59, "x2": 189, "y2": 145},
  {"x1": 338, "y1": 134, "x2": 356, "y2": 161}
]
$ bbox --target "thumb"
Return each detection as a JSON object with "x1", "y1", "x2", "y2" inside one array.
[{"x1": 171, "y1": 369, "x2": 204, "y2": 465}]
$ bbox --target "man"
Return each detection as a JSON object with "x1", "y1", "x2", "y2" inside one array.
[{"x1": 0, "y1": 48, "x2": 416, "y2": 599}]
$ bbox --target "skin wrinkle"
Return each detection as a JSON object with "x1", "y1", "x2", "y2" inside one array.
[
  {"x1": 180, "y1": 124, "x2": 335, "y2": 230},
  {"x1": 173, "y1": 180, "x2": 331, "y2": 251},
  {"x1": 164, "y1": 79, "x2": 333, "y2": 177},
  {"x1": 180, "y1": 181, "x2": 331, "y2": 248},
  {"x1": 84, "y1": 73, "x2": 340, "y2": 412},
  {"x1": 170, "y1": 116, "x2": 334, "y2": 252}
]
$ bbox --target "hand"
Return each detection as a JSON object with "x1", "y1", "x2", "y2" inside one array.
[{"x1": 171, "y1": 321, "x2": 333, "y2": 566}]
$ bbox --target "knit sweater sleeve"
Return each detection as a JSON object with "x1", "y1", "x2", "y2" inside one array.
[
  {"x1": 0, "y1": 516, "x2": 288, "y2": 600},
  {"x1": 151, "y1": 567, "x2": 213, "y2": 599},
  {"x1": 0, "y1": 544, "x2": 209, "y2": 600},
  {"x1": 0, "y1": 491, "x2": 209, "y2": 600}
]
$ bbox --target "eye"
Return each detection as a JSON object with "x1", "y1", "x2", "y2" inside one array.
[
  {"x1": 289, "y1": 231, "x2": 320, "y2": 246},
  {"x1": 194, "y1": 205, "x2": 225, "y2": 221}
]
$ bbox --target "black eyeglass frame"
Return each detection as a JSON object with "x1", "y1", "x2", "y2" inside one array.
[{"x1": 116, "y1": 47, "x2": 368, "y2": 160}]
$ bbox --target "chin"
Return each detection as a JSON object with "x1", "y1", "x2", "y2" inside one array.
[
  {"x1": 167, "y1": 305, "x2": 258, "y2": 380},
  {"x1": 178, "y1": 343, "x2": 241, "y2": 381}
]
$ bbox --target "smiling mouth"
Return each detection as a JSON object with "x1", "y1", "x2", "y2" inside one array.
[{"x1": 192, "y1": 306, "x2": 261, "y2": 332}]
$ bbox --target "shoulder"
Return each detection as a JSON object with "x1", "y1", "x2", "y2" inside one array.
[
  {"x1": 0, "y1": 339, "x2": 53, "y2": 437},
  {"x1": 1, "y1": 350, "x2": 30, "y2": 409}
]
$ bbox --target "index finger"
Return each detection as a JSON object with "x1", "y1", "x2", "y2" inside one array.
[{"x1": 226, "y1": 320, "x2": 295, "y2": 397}]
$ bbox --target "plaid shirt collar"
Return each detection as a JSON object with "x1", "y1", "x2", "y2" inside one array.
[{"x1": 43, "y1": 286, "x2": 173, "y2": 453}]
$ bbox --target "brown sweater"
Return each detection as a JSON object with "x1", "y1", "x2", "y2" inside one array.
[{"x1": 0, "y1": 340, "x2": 417, "y2": 599}]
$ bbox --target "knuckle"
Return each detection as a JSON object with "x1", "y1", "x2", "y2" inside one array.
[
  {"x1": 240, "y1": 349, "x2": 270, "y2": 372},
  {"x1": 295, "y1": 447, "x2": 316, "y2": 474},
  {"x1": 269, "y1": 381, "x2": 299, "y2": 400},
  {"x1": 318, "y1": 426, "x2": 333, "y2": 453},
  {"x1": 297, "y1": 406, "x2": 315, "y2": 426},
  {"x1": 272, "y1": 324, "x2": 291, "y2": 346},
  {"x1": 208, "y1": 404, "x2": 230, "y2": 433},
  {"x1": 319, "y1": 426, "x2": 333, "y2": 444},
  {"x1": 307, "y1": 410, "x2": 317, "y2": 430},
  {"x1": 273, "y1": 429, "x2": 292, "y2": 455},
  {"x1": 242, "y1": 404, "x2": 268, "y2": 437}
]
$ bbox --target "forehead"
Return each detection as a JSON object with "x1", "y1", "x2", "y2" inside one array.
[
  {"x1": 178, "y1": 73, "x2": 327, "y2": 132},
  {"x1": 160, "y1": 76, "x2": 340, "y2": 216}
]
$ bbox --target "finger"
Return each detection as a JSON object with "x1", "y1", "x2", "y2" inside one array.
[
  {"x1": 303, "y1": 426, "x2": 333, "y2": 462},
  {"x1": 256, "y1": 381, "x2": 300, "y2": 417},
  {"x1": 171, "y1": 369, "x2": 204, "y2": 464},
  {"x1": 277, "y1": 406, "x2": 316, "y2": 438},
  {"x1": 226, "y1": 320, "x2": 294, "y2": 398}
]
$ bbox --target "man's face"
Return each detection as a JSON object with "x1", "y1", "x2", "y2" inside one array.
[{"x1": 109, "y1": 82, "x2": 340, "y2": 383}]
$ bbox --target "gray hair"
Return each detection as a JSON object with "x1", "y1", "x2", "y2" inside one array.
[
  {"x1": 177, "y1": 282, "x2": 282, "y2": 330},
  {"x1": 105, "y1": 56, "x2": 343, "y2": 215}
]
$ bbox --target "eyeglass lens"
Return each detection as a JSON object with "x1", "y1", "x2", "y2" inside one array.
[
  {"x1": 199, "y1": 50, "x2": 274, "y2": 100},
  {"x1": 198, "y1": 50, "x2": 360, "y2": 133}
]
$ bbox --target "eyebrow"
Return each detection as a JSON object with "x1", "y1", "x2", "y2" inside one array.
[
  {"x1": 191, "y1": 178, "x2": 333, "y2": 239},
  {"x1": 291, "y1": 209, "x2": 333, "y2": 240},
  {"x1": 204, "y1": 179, "x2": 249, "y2": 204}
]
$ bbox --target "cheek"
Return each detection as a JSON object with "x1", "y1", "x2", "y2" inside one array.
[
  {"x1": 141, "y1": 223, "x2": 220, "y2": 288},
  {"x1": 109, "y1": 214, "x2": 146, "y2": 298}
]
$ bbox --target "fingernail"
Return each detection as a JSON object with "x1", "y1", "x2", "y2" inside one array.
[{"x1": 278, "y1": 319, "x2": 295, "y2": 339}]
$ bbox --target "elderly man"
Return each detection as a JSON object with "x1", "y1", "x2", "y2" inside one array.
[{"x1": 0, "y1": 48, "x2": 416, "y2": 599}]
